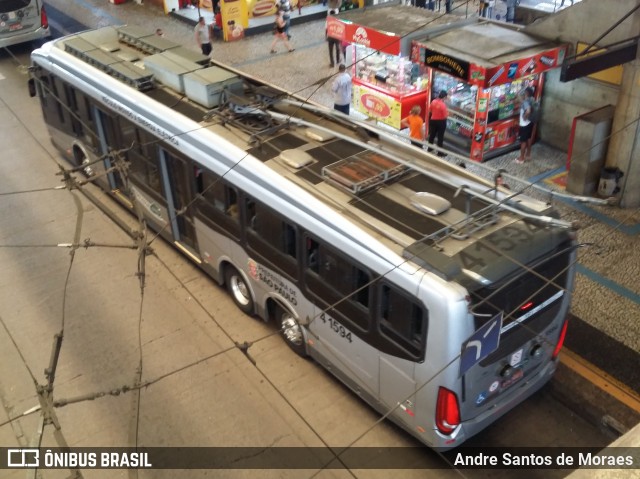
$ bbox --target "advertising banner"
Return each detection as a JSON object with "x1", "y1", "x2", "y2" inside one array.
[
  {"x1": 327, "y1": 18, "x2": 401, "y2": 55},
  {"x1": 221, "y1": 0, "x2": 248, "y2": 41},
  {"x1": 484, "y1": 45, "x2": 567, "y2": 87},
  {"x1": 353, "y1": 84, "x2": 401, "y2": 128}
]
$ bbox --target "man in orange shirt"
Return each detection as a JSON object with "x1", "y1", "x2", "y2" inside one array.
[
  {"x1": 428, "y1": 89, "x2": 448, "y2": 157},
  {"x1": 401, "y1": 105, "x2": 425, "y2": 148}
]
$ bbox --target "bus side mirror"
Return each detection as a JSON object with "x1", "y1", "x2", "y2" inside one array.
[{"x1": 28, "y1": 78, "x2": 36, "y2": 98}]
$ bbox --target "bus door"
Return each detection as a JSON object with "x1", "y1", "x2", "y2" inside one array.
[
  {"x1": 93, "y1": 106, "x2": 127, "y2": 197},
  {"x1": 158, "y1": 148, "x2": 201, "y2": 262}
]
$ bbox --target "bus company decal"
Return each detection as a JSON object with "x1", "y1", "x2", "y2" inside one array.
[
  {"x1": 247, "y1": 258, "x2": 258, "y2": 279},
  {"x1": 101, "y1": 96, "x2": 179, "y2": 147},
  {"x1": 131, "y1": 187, "x2": 163, "y2": 220},
  {"x1": 249, "y1": 259, "x2": 298, "y2": 306}
]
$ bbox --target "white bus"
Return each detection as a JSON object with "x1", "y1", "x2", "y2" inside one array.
[
  {"x1": 0, "y1": 0, "x2": 50, "y2": 49},
  {"x1": 29, "y1": 26, "x2": 577, "y2": 449}
]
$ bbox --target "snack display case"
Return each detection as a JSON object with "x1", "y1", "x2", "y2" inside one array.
[
  {"x1": 352, "y1": 46, "x2": 429, "y2": 129},
  {"x1": 429, "y1": 71, "x2": 541, "y2": 158},
  {"x1": 412, "y1": 23, "x2": 568, "y2": 161},
  {"x1": 325, "y1": 6, "x2": 460, "y2": 130}
]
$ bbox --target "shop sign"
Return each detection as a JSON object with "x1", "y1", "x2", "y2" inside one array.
[
  {"x1": 330, "y1": 22, "x2": 401, "y2": 54},
  {"x1": 326, "y1": 16, "x2": 345, "y2": 41},
  {"x1": 423, "y1": 48, "x2": 469, "y2": 80},
  {"x1": 485, "y1": 45, "x2": 568, "y2": 87}
]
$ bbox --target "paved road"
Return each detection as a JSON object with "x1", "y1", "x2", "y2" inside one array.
[{"x1": 0, "y1": 31, "x2": 617, "y2": 479}]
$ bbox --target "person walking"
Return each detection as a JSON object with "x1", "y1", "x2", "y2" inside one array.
[
  {"x1": 275, "y1": 0, "x2": 292, "y2": 39},
  {"x1": 516, "y1": 87, "x2": 534, "y2": 163},
  {"x1": 332, "y1": 64, "x2": 352, "y2": 115},
  {"x1": 194, "y1": 16, "x2": 212, "y2": 56},
  {"x1": 326, "y1": 10, "x2": 341, "y2": 67},
  {"x1": 560, "y1": 0, "x2": 574, "y2": 6},
  {"x1": 270, "y1": 10, "x2": 295, "y2": 54},
  {"x1": 401, "y1": 105, "x2": 425, "y2": 148},
  {"x1": 428, "y1": 90, "x2": 448, "y2": 156}
]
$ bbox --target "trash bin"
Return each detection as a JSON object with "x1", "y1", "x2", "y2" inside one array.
[{"x1": 598, "y1": 167, "x2": 624, "y2": 197}]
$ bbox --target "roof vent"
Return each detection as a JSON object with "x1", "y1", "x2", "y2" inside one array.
[
  {"x1": 410, "y1": 192, "x2": 451, "y2": 215},
  {"x1": 279, "y1": 149, "x2": 314, "y2": 168},
  {"x1": 305, "y1": 127, "x2": 335, "y2": 142}
]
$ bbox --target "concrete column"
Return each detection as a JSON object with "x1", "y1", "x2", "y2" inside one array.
[{"x1": 607, "y1": 59, "x2": 640, "y2": 207}]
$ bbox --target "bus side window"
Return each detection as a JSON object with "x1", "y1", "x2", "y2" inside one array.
[
  {"x1": 194, "y1": 166, "x2": 204, "y2": 194},
  {"x1": 306, "y1": 238, "x2": 319, "y2": 273},
  {"x1": 227, "y1": 188, "x2": 238, "y2": 219},
  {"x1": 380, "y1": 283, "x2": 426, "y2": 351},
  {"x1": 246, "y1": 199, "x2": 256, "y2": 229}
]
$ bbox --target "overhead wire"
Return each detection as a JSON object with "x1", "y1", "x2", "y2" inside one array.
[{"x1": 3, "y1": 2, "x2": 637, "y2": 476}]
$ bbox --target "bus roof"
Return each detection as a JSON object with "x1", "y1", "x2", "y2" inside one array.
[{"x1": 33, "y1": 26, "x2": 573, "y2": 285}]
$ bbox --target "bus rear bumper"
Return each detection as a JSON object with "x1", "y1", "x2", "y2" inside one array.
[
  {"x1": 464, "y1": 362, "x2": 555, "y2": 438},
  {"x1": 433, "y1": 361, "x2": 556, "y2": 450}
]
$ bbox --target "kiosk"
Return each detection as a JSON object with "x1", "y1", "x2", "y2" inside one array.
[
  {"x1": 412, "y1": 22, "x2": 568, "y2": 161},
  {"x1": 327, "y1": 6, "x2": 465, "y2": 129}
]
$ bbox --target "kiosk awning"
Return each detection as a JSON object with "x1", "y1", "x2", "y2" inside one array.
[
  {"x1": 327, "y1": 5, "x2": 469, "y2": 56},
  {"x1": 414, "y1": 22, "x2": 568, "y2": 87}
]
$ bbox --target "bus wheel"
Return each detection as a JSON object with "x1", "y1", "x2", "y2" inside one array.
[
  {"x1": 225, "y1": 266, "x2": 254, "y2": 315},
  {"x1": 81, "y1": 157, "x2": 95, "y2": 177},
  {"x1": 278, "y1": 307, "x2": 307, "y2": 357}
]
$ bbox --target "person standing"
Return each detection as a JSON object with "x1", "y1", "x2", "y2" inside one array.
[
  {"x1": 339, "y1": 0, "x2": 358, "y2": 11},
  {"x1": 270, "y1": 10, "x2": 295, "y2": 53},
  {"x1": 327, "y1": 0, "x2": 340, "y2": 11},
  {"x1": 516, "y1": 87, "x2": 534, "y2": 163},
  {"x1": 428, "y1": 90, "x2": 448, "y2": 156},
  {"x1": 211, "y1": 8, "x2": 223, "y2": 40},
  {"x1": 194, "y1": 17, "x2": 212, "y2": 56},
  {"x1": 401, "y1": 105, "x2": 425, "y2": 148},
  {"x1": 332, "y1": 64, "x2": 352, "y2": 115}
]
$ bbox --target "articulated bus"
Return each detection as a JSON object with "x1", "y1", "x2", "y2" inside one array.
[
  {"x1": 28, "y1": 27, "x2": 576, "y2": 449},
  {"x1": 0, "y1": 0, "x2": 50, "y2": 48}
]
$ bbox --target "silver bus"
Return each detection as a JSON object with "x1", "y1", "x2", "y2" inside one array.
[
  {"x1": 0, "y1": 0, "x2": 50, "y2": 48},
  {"x1": 29, "y1": 26, "x2": 576, "y2": 449}
]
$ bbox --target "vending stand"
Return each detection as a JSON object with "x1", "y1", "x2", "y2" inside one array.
[
  {"x1": 412, "y1": 22, "x2": 567, "y2": 161},
  {"x1": 327, "y1": 6, "x2": 464, "y2": 130}
]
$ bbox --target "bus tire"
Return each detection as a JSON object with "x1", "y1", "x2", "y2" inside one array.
[
  {"x1": 277, "y1": 307, "x2": 307, "y2": 357},
  {"x1": 224, "y1": 266, "x2": 254, "y2": 315}
]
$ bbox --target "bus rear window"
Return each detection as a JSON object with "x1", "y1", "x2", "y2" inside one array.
[{"x1": 1, "y1": 1, "x2": 32, "y2": 13}]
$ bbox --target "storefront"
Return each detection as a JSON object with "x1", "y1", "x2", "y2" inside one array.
[
  {"x1": 412, "y1": 23, "x2": 567, "y2": 161},
  {"x1": 327, "y1": 6, "x2": 464, "y2": 129}
]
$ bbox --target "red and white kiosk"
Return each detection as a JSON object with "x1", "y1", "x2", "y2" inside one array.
[
  {"x1": 412, "y1": 22, "x2": 568, "y2": 161},
  {"x1": 326, "y1": 6, "x2": 462, "y2": 130}
]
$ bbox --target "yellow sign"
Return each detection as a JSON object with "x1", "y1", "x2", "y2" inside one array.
[
  {"x1": 221, "y1": 0, "x2": 248, "y2": 42},
  {"x1": 353, "y1": 85, "x2": 402, "y2": 129},
  {"x1": 576, "y1": 42, "x2": 623, "y2": 85}
]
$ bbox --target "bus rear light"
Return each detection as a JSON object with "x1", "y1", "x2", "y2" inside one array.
[
  {"x1": 520, "y1": 301, "x2": 533, "y2": 311},
  {"x1": 552, "y1": 320, "x2": 569, "y2": 359},
  {"x1": 435, "y1": 387, "x2": 460, "y2": 435},
  {"x1": 41, "y1": 5, "x2": 49, "y2": 29}
]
